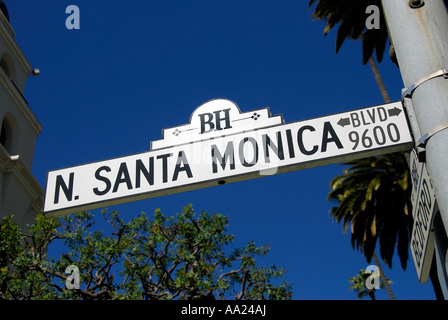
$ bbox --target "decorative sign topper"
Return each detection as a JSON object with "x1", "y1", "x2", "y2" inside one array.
[
  {"x1": 44, "y1": 99, "x2": 413, "y2": 217},
  {"x1": 151, "y1": 99, "x2": 284, "y2": 150}
]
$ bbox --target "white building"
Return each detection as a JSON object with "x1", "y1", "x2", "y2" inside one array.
[{"x1": 0, "y1": 3, "x2": 43, "y2": 230}]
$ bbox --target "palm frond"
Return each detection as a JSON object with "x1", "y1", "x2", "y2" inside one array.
[
  {"x1": 309, "y1": 0, "x2": 389, "y2": 64},
  {"x1": 327, "y1": 152, "x2": 412, "y2": 268}
]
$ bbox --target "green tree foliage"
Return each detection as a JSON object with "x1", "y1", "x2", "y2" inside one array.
[
  {"x1": 348, "y1": 268, "x2": 392, "y2": 300},
  {"x1": 0, "y1": 205, "x2": 292, "y2": 300}
]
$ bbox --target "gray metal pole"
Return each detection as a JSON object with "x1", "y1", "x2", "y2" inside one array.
[{"x1": 382, "y1": 0, "x2": 448, "y2": 235}]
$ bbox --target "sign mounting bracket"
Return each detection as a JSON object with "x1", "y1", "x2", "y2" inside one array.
[
  {"x1": 402, "y1": 67, "x2": 448, "y2": 99},
  {"x1": 418, "y1": 122, "x2": 448, "y2": 149}
]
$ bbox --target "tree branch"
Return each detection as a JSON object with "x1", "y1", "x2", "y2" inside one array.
[{"x1": 236, "y1": 269, "x2": 250, "y2": 300}]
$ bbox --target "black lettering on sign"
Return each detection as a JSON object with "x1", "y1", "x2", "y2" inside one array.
[
  {"x1": 412, "y1": 234, "x2": 422, "y2": 267},
  {"x1": 239, "y1": 137, "x2": 259, "y2": 167},
  {"x1": 348, "y1": 123, "x2": 401, "y2": 151},
  {"x1": 211, "y1": 142, "x2": 235, "y2": 173},
  {"x1": 350, "y1": 112, "x2": 361, "y2": 128},
  {"x1": 199, "y1": 113, "x2": 214, "y2": 134},
  {"x1": 321, "y1": 121, "x2": 343, "y2": 152},
  {"x1": 378, "y1": 107, "x2": 388, "y2": 121},
  {"x1": 262, "y1": 132, "x2": 284, "y2": 163},
  {"x1": 419, "y1": 179, "x2": 432, "y2": 231},
  {"x1": 350, "y1": 107, "x2": 388, "y2": 128},
  {"x1": 297, "y1": 122, "x2": 343, "y2": 155},
  {"x1": 156, "y1": 153, "x2": 173, "y2": 183},
  {"x1": 199, "y1": 108, "x2": 232, "y2": 134},
  {"x1": 172, "y1": 151, "x2": 193, "y2": 181},
  {"x1": 285, "y1": 129, "x2": 295, "y2": 158},
  {"x1": 54, "y1": 172, "x2": 76, "y2": 204},
  {"x1": 135, "y1": 158, "x2": 154, "y2": 188},
  {"x1": 297, "y1": 125, "x2": 318, "y2": 155},
  {"x1": 113, "y1": 162, "x2": 133, "y2": 193},
  {"x1": 93, "y1": 166, "x2": 112, "y2": 196}
]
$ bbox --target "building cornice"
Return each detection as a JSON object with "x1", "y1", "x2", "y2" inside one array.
[
  {"x1": 0, "y1": 6, "x2": 14, "y2": 37},
  {"x1": 0, "y1": 66, "x2": 42, "y2": 135},
  {"x1": 0, "y1": 145, "x2": 44, "y2": 213},
  {"x1": 0, "y1": 9, "x2": 32, "y2": 76}
]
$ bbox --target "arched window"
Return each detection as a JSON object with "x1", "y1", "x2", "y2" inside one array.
[
  {"x1": 0, "y1": 53, "x2": 15, "y2": 80},
  {"x1": 0, "y1": 0, "x2": 9, "y2": 22},
  {"x1": 0, "y1": 115, "x2": 17, "y2": 154},
  {"x1": 0, "y1": 120, "x2": 6, "y2": 146},
  {"x1": 0, "y1": 58, "x2": 9, "y2": 77}
]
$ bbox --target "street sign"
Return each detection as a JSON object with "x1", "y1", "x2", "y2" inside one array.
[
  {"x1": 410, "y1": 149, "x2": 437, "y2": 283},
  {"x1": 43, "y1": 99, "x2": 413, "y2": 217}
]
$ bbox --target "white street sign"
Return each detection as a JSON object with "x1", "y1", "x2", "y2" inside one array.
[
  {"x1": 44, "y1": 99, "x2": 413, "y2": 217},
  {"x1": 410, "y1": 149, "x2": 437, "y2": 283}
]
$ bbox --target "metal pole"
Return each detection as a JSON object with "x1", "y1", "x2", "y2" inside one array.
[{"x1": 382, "y1": 0, "x2": 448, "y2": 236}]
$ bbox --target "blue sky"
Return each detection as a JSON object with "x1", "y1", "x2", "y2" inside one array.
[{"x1": 8, "y1": 1, "x2": 437, "y2": 299}]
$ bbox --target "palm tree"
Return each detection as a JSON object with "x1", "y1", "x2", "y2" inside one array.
[
  {"x1": 308, "y1": 0, "x2": 448, "y2": 65},
  {"x1": 309, "y1": 0, "x2": 445, "y2": 299},
  {"x1": 308, "y1": 0, "x2": 389, "y2": 65},
  {"x1": 349, "y1": 269, "x2": 376, "y2": 300},
  {"x1": 309, "y1": 1, "x2": 404, "y2": 300},
  {"x1": 308, "y1": 0, "x2": 396, "y2": 104},
  {"x1": 328, "y1": 154, "x2": 409, "y2": 300},
  {"x1": 328, "y1": 154, "x2": 412, "y2": 269},
  {"x1": 372, "y1": 250, "x2": 395, "y2": 300},
  {"x1": 349, "y1": 268, "x2": 392, "y2": 300}
]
